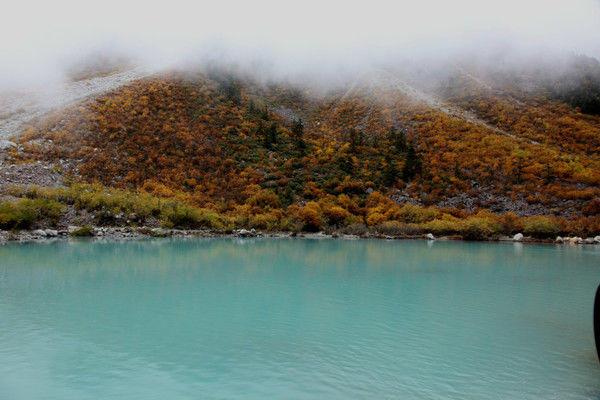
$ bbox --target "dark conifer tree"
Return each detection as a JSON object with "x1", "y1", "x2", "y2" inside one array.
[
  {"x1": 388, "y1": 127, "x2": 407, "y2": 153},
  {"x1": 402, "y1": 143, "x2": 423, "y2": 181},
  {"x1": 543, "y1": 163, "x2": 555, "y2": 183},
  {"x1": 513, "y1": 157, "x2": 524, "y2": 184},
  {"x1": 291, "y1": 119, "x2": 306, "y2": 156},
  {"x1": 260, "y1": 107, "x2": 270, "y2": 121},
  {"x1": 349, "y1": 128, "x2": 359, "y2": 153},
  {"x1": 383, "y1": 154, "x2": 398, "y2": 186}
]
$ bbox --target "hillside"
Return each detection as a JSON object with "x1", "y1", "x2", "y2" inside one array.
[{"x1": 3, "y1": 63, "x2": 600, "y2": 239}]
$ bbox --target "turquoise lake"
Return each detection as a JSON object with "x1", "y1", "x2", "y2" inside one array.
[{"x1": 1, "y1": 238, "x2": 599, "y2": 399}]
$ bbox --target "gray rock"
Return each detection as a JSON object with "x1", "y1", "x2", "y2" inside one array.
[
  {"x1": 0, "y1": 140, "x2": 17, "y2": 150},
  {"x1": 555, "y1": 236, "x2": 563, "y2": 243},
  {"x1": 33, "y1": 229, "x2": 47, "y2": 237},
  {"x1": 426, "y1": 233, "x2": 435, "y2": 240},
  {"x1": 67, "y1": 225, "x2": 80, "y2": 233},
  {"x1": 568, "y1": 237, "x2": 583, "y2": 244},
  {"x1": 44, "y1": 229, "x2": 58, "y2": 237},
  {"x1": 595, "y1": 236, "x2": 600, "y2": 244},
  {"x1": 237, "y1": 229, "x2": 255, "y2": 237},
  {"x1": 513, "y1": 233, "x2": 523, "y2": 242}
]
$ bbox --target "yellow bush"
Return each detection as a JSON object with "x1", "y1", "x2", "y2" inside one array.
[
  {"x1": 366, "y1": 212, "x2": 387, "y2": 226},
  {"x1": 295, "y1": 202, "x2": 323, "y2": 231},
  {"x1": 321, "y1": 204, "x2": 352, "y2": 225},
  {"x1": 336, "y1": 194, "x2": 361, "y2": 214},
  {"x1": 141, "y1": 180, "x2": 175, "y2": 198},
  {"x1": 366, "y1": 191, "x2": 393, "y2": 208},
  {"x1": 391, "y1": 203, "x2": 438, "y2": 223},
  {"x1": 248, "y1": 213, "x2": 280, "y2": 230},
  {"x1": 422, "y1": 218, "x2": 461, "y2": 235}
]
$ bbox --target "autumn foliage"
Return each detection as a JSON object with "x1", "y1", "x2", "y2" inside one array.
[{"x1": 9, "y1": 69, "x2": 600, "y2": 236}]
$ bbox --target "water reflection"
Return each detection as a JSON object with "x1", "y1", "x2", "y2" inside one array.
[{"x1": 0, "y1": 238, "x2": 599, "y2": 400}]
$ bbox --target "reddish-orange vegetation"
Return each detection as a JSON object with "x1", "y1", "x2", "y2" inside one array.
[{"x1": 8, "y1": 70, "x2": 600, "y2": 236}]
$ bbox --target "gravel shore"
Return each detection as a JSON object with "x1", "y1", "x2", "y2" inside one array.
[{"x1": 1, "y1": 226, "x2": 598, "y2": 246}]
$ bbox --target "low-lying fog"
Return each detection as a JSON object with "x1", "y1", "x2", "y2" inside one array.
[{"x1": 2, "y1": 0, "x2": 599, "y2": 92}]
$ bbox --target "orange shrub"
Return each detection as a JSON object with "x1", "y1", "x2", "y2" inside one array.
[
  {"x1": 303, "y1": 182, "x2": 326, "y2": 199},
  {"x1": 246, "y1": 189, "x2": 280, "y2": 209},
  {"x1": 336, "y1": 194, "x2": 361, "y2": 215},
  {"x1": 320, "y1": 203, "x2": 352, "y2": 225},
  {"x1": 295, "y1": 202, "x2": 323, "y2": 231},
  {"x1": 366, "y1": 212, "x2": 387, "y2": 226}
]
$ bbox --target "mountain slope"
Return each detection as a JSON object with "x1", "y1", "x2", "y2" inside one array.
[{"x1": 4, "y1": 65, "x2": 600, "y2": 237}]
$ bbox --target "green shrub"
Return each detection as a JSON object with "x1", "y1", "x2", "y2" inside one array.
[
  {"x1": 5, "y1": 185, "x2": 25, "y2": 197},
  {"x1": 196, "y1": 209, "x2": 226, "y2": 230},
  {"x1": 32, "y1": 198, "x2": 64, "y2": 223},
  {"x1": 276, "y1": 217, "x2": 299, "y2": 232},
  {"x1": 460, "y1": 217, "x2": 500, "y2": 240},
  {"x1": 0, "y1": 198, "x2": 64, "y2": 229},
  {"x1": 0, "y1": 200, "x2": 36, "y2": 229},
  {"x1": 524, "y1": 216, "x2": 561, "y2": 238},
  {"x1": 422, "y1": 218, "x2": 460, "y2": 235},
  {"x1": 67, "y1": 184, "x2": 158, "y2": 219},
  {"x1": 161, "y1": 202, "x2": 201, "y2": 228}
]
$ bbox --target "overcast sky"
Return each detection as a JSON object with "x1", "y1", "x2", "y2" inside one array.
[{"x1": 2, "y1": 0, "x2": 600, "y2": 88}]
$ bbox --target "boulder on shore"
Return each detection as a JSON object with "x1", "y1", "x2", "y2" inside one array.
[
  {"x1": 568, "y1": 236, "x2": 583, "y2": 244},
  {"x1": 236, "y1": 229, "x2": 257, "y2": 238},
  {"x1": 513, "y1": 233, "x2": 523, "y2": 242},
  {"x1": 32, "y1": 229, "x2": 47, "y2": 237},
  {"x1": 426, "y1": 233, "x2": 435, "y2": 240}
]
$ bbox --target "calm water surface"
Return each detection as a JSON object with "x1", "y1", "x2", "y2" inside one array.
[{"x1": 0, "y1": 238, "x2": 599, "y2": 399}]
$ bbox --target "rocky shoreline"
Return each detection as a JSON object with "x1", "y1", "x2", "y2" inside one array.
[{"x1": 2, "y1": 226, "x2": 600, "y2": 246}]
